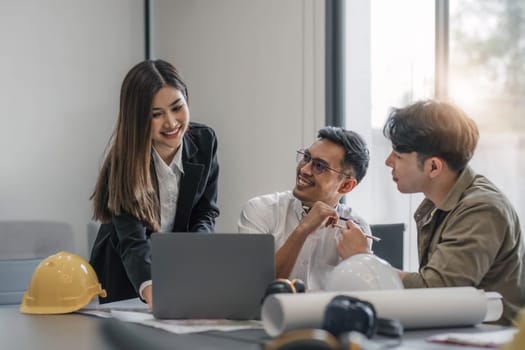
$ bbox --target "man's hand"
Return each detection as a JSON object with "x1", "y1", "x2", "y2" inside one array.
[
  {"x1": 337, "y1": 219, "x2": 370, "y2": 259},
  {"x1": 275, "y1": 201, "x2": 339, "y2": 279},
  {"x1": 299, "y1": 201, "x2": 339, "y2": 235}
]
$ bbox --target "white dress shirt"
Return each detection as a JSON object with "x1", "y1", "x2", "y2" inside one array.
[
  {"x1": 152, "y1": 145, "x2": 184, "y2": 232},
  {"x1": 140, "y1": 145, "x2": 185, "y2": 298},
  {"x1": 238, "y1": 191, "x2": 371, "y2": 290}
]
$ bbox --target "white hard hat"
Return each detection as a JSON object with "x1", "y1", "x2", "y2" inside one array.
[{"x1": 324, "y1": 254, "x2": 403, "y2": 291}]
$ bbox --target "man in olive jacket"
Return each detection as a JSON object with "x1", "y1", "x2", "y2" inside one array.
[{"x1": 340, "y1": 100, "x2": 524, "y2": 325}]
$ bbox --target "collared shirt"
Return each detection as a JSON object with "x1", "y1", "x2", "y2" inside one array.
[
  {"x1": 238, "y1": 191, "x2": 370, "y2": 290},
  {"x1": 403, "y1": 166, "x2": 525, "y2": 325},
  {"x1": 152, "y1": 145, "x2": 184, "y2": 232},
  {"x1": 141, "y1": 145, "x2": 184, "y2": 298}
]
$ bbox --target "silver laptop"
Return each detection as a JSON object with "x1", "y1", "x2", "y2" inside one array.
[{"x1": 151, "y1": 233, "x2": 275, "y2": 320}]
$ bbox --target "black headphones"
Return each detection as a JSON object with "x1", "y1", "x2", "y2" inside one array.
[
  {"x1": 322, "y1": 295, "x2": 377, "y2": 338},
  {"x1": 265, "y1": 295, "x2": 403, "y2": 350},
  {"x1": 262, "y1": 278, "x2": 306, "y2": 302},
  {"x1": 322, "y1": 295, "x2": 403, "y2": 339}
]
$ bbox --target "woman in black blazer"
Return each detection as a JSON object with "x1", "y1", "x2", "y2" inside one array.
[{"x1": 89, "y1": 60, "x2": 219, "y2": 307}]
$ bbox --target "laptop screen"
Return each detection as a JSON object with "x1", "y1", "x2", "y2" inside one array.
[{"x1": 151, "y1": 233, "x2": 275, "y2": 320}]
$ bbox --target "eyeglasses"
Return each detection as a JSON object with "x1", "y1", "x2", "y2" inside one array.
[{"x1": 296, "y1": 149, "x2": 352, "y2": 178}]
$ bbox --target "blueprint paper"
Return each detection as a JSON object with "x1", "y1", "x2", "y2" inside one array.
[{"x1": 261, "y1": 287, "x2": 503, "y2": 337}]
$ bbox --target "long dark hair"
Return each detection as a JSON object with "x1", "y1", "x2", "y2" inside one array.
[{"x1": 91, "y1": 60, "x2": 188, "y2": 230}]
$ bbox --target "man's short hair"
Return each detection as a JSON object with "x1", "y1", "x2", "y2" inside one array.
[
  {"x1": 383, "y1": 100, "x2": 479, "y2": 172},
  {"x1": 318, "y1": 126, "x2": 370, "y2": 183}
]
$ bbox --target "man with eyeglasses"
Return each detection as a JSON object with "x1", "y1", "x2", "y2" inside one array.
[
  {"x1": 238, "y1": 126, "x2": 371, "y2": 289},
  {"x1": 340, "y1": 100, "x2": 524, "y2": 325}
]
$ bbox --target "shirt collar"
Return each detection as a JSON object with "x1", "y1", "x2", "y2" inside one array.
[
  {"x1": 293, "y1": 198, "x2": 306, "y2": 221},
  {"x1": 152, "y1": 144, "x2": 185, "y2": 175},
  {"x1": 293, "y1": 196, "x2": 346, "y2": 221},
  {"x1": 171, "y1": 143, "x2": 184, "y2": 174},
  {"x1": 437, "y1": 165, "x2": 476, "y2": 212}
]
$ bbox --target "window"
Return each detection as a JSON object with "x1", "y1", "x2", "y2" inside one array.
[
  {"x1": 344, "y1": 0, "x2": 523, "y2": 270},
  {"x1": 449, "y1": 0, "x2": 525, "y2": 219},
  {"x1": 345, "y1": 0, "x2": 435, "y2": 270}
]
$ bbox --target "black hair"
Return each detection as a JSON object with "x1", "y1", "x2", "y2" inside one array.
[{"x1": 318, "y1": 126, "x2": 370, "y2": 183}]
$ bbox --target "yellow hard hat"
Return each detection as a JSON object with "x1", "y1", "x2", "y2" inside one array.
[{"x1": 20, "y1": 251, "x2": 107, "y2": 314}]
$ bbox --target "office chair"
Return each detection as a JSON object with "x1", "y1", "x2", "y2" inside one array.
[
  {"x1": 0, "y1": 220, "x2": 75, "y2": 305},
  {"x1": 369, "y1": 223, "x2": 405, "y2": 269},
  {"x1": 87, "y1": 221, "x2": 100, "y2": 252}
]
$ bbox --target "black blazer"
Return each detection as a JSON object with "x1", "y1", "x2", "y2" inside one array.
[{"x1": 89, "y1": 122, "x2": 219, "y2": 303}]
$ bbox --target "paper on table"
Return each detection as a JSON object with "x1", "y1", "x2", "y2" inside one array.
[
  {"x1": 261, "y1": 287, "x2": 503, "y2": 337},
  {"x1": 77, "y1": 299, "x2": 262, "y2": 334},
  {"x1": 110, "y1": 310, "x2": 263, "y2": 334},
  {"x1": 80, "y1": 297, "x2": 149, "y2": 312},
  {"x1": 427, "y1": 328, "x2": 517, "y2": 348},
  {"x1": 76, "y1": 297, "x2": 149, "y2": 318}
]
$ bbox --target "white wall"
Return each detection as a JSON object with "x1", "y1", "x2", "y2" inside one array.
[
  {"x1": 0, "y1": 0, "x2": 325, "y2": 255},
  {"x1": 0, "y1": 1, "x2": 144, "y2": 257},
  {"x1": 151, "y1": 0, "x2": 326, "y2": 231}
]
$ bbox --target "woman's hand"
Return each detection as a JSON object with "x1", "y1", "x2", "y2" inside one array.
[{"x1": 143, "y1": 285, "x2": 153, "y2": 311}]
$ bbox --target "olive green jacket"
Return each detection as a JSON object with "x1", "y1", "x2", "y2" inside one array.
[{"x1": 403, "y1": 166, "x2": 525, "y2": 325}]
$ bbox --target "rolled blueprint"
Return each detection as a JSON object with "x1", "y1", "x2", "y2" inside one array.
[{"x1": 261, "y1": 287, "x2": 503, "y2": 337}]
